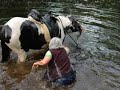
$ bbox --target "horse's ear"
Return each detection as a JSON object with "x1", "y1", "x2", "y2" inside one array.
[{"x1": 48, "y1": 11, "x2": 52, "y2": 15}]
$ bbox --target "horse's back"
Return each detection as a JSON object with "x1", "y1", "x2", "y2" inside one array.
[{"x1": 5, "y1": 17, "x2": 27, "y2": 28}]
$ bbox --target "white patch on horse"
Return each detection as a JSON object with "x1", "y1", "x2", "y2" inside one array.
[{"x1": 56, "y1": 16, "x2": 72, "y2": 41}]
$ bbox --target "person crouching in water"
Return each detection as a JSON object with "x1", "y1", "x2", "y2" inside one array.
[{"x1": 32, "y1": 37, "x2": 76, "y2": 87}]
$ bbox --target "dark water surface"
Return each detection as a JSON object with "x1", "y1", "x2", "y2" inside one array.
[{"x1": 0, "y1": 0, "x2": 120, "y2": 90}]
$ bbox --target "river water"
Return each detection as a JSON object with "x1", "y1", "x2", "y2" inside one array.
[{"x1": 0, "y1": 0, "x2": 120, "y2": 90}]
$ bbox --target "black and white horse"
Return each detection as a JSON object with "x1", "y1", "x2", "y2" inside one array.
[{"x1": 0, "y1": 10, "x2": 83, "y2": 63}]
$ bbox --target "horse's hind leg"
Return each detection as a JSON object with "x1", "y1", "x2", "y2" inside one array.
[{"x1": 1, "y1": 41, "x2": 11, "y2": 63}]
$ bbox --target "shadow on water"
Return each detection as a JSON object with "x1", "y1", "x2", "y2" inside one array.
[{"x1": 0, "y1": 0, "x2": 120, "y2": 90}]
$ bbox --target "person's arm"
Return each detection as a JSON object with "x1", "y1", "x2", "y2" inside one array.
[
  {"x1": 32, "y1": 51, "x2": 52, "y2": 67},
  {"x1": 33, "y1": 57, "x2": 51, "y2": 66},
  {"x1": 63, "y1": 46, "x2": 70, "y2": 54}
]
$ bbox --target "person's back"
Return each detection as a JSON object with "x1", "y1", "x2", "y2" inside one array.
[{"x1": 47, "y1": 48, "x2": 73, "y2": 81}]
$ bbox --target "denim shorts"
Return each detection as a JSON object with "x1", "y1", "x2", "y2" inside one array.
[{"x1": 52, "y1": 71, "x2": 76, "y2": 87}]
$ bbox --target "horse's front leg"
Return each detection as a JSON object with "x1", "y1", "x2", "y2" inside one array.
[
  {"x1": 1, "y1": 41, "x2": 11, "y2": 63},
  {"x1": 17, "y1": 49, "x2": 27, "y2": 63}
]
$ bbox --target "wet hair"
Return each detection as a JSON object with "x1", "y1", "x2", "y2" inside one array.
[{"x1": 49, "y1": 37, "x2": 63, "y2": 49}]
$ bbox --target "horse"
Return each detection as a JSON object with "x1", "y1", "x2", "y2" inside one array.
[{"x1": 0, "y1": 10, "x2": 83, "y2": 63}]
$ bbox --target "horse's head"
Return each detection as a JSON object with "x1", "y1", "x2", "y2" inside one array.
[
  {"x1": 67, "y1": 16, "x2": 83, "y2": 35},
  {"x1": 55, "y1": 15, "x2": 83, "y2": 35}
]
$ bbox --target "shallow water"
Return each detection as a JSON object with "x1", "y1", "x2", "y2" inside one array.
[{"x1": 0, "y1": 0, "x2": 120, "y2": 90}]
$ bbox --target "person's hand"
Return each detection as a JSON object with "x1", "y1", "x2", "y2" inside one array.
[{"x1": 32, "y1": 61, "x2": 40, "y2": 70}]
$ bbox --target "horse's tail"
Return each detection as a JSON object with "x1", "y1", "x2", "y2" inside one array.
[{"x1": 0, "y1": 25, "x2": 12, "y2": 43}]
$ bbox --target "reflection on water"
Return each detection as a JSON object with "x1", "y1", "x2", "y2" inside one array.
[{"x1": 0, "y1": 0, "x2": 120, "y2": 90}]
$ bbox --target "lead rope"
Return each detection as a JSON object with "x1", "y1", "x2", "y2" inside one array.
[
  {"x1": 67, "y1": 32, "x2": 79, "y2": 48},
  {"x1": 53, "y1": 58, "x2": 62, "y2": 77}
]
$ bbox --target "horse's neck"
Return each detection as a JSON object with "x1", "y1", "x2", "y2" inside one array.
[{"x1": 57, "y1": 16, "x2": 71, "y2": 28}]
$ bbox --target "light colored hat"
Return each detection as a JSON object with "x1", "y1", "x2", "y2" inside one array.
[{"x1": 49, "y1": 37, "x2": 63, "y2": 49}]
